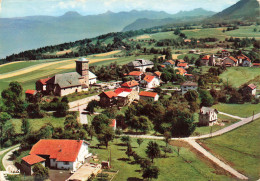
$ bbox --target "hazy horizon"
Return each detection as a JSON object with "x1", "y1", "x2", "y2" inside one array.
[{"x1": 0, "y1": 0, "x2": 239, "y2": 18}]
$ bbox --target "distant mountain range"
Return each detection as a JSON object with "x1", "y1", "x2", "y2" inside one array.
[
  {"x1": 0, "y1": 8, "x2": 214, "y2": 58},
  {"x1": 211, "y1": 0, "x2": 259, "y2": 20}
]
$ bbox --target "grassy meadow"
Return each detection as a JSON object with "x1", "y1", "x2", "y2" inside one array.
[
  {"x1": 200, "y1": 118, "x2": 260, "y2": 180},
  {"x1": 89, "y1": 138, "x2": 234, "y2": 181},
  {"x1": 225, "y1": 25, "x2": 260, "y2": 39},
  {"x1": 219, "y1": 67, "x2": 260, "y2": 88}
]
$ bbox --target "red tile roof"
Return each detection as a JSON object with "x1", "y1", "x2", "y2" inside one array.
[
  {"x1": 222, "y1": 49, "x2": 228, "y2": 52},
  {"x1": 154, "y1": 71, "x2": 161, "y2": 77},
  {"x1": 228, "y1": 56, "x2": 238, "y2": 62},
  {"x1": 128, "y1": 71, "x2": 143, "y2": 76},
  {"x1": 109, "y1": 119, "x2": 116, "y2": 128},
  {"x1": 248, "y1": 84, "x2": 256, "y2": 90},
  {"x1": 100, "y1": 91, "x2": 117, "y2": 98},
  {"x1": 38, "y1": 77, "x2": 51, "y2": 85},
  {"x1": 176, "y1": 68, "x2": 187, "y2": 75},
  {"x1": 139, "y1": 91, "x2": 158, "y2": 98},
  {"x1": 185, "y1": 74, "x2": 193, "y2": 76},
  {"x1": 121, "y1": 80, "x2": 139, "y2": 88},
  {"x1": 25, "y1": 89, "x2": 37, "y2": 95},
  {"x1": 143, "y1": 75, "x2": 155, "y2": 83},
  {"x1": 160, "y1": 65, "x2": 166, "y2": 68},
  {"x1": 114, "y1": 88, "x2": 132, "y2": 95},
  {"x1": 237, "y1": 54, "x2": 251, "y2": 62},
  {"x1": 22, "y1": 155, "x2": 45, "y2": 165},
  {"x1": 177, "y1": 59, "x2": 185, "y2": 63},
  {"x1": 253, "y1": 63, "x2": 260, "y2": 66},
  {"x1": 202, "y1": 55, "x2": 210, "y2": 60},
  {"x1": 30, "y1": 139, "x2": 88, "y2": 162},
  {"x1": 178, "y1": 63, "x2": 188, "y2": 67},
  {"x1": 166, "y1": 60, "x2": 175, "y2": 65}
]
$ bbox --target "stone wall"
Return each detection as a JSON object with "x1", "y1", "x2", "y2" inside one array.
[{"x1": 69, "y1": 95, "x2": 100, "y2": 108}]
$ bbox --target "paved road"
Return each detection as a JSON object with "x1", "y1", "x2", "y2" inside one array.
[
  {"x1": 124, "y1": 112, "x2": 260, "y2": 180},
  {"x1": 187, "y1": 140, "x2": 248, "y2": 180},
  {"x1": 69, "y1": 95, "x2": 100, "y2": 124},
  {"x1": 2, "y1": 147, "x2": 20, "y2": 173}
]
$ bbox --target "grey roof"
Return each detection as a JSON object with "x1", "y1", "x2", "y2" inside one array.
[
  {"x1": 48, "y1": 72, "x2": 81, "y2": 88},
  {"x1": 181, "y1": 81, "x2": 198, "y2": 86},
  {"x1": 77, "y1": 57, "x2": 89, "y2": 62},
  {"x1": 200, "y1": 107, "x2": 218, "y2": 114},
  {"x1": 128, "y1": 59, "x2": 154, "y2": 67}
]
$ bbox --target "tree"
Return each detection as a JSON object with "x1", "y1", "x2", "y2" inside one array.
[
  {"x1": 55, "y1": 102, "x2": 69, "y2": 117},
  {"x1": 33, "y1": 163, "x2": 49, "y2": 181},
  {"x1": 0, "y1": 112, "x2": 11, "y2": 148},
  {"x1": 92, "y1": 114, "x2": 110, "y2": 134},
  {"x1": 199, "y1": 90, "x2": 214, "y2": 107},
  {"x1": 165, "y1": 47, "x2": 172, "y2": 60},
  {"x1": 61, "y1": 96, "x2": 69, "y2": 103},
  {"x1": 145, "y1": 141, "x2": 160, "y2": 163},
  {"x1": 162, "y1": 146, "x2": 172, "y2": 158},
  {"x1": 97, "y1": 126, "x2": 115, "y2": 148},
  {"x1": 86, "y1": 100, "x2": 99, "y2": 114},
  {"x1": 139, "y1": 158, "x2": 152, "y2": 170},
  {"x1": 163, "y1": 131, "x2": 171, "y2": 147},
  {"x1": 142, "y1": 166, "x2": 160, "y2": 181},
  {"x1": 121, "y1": 136, "x2": 131, "y2": 146},
  {"x1": 125, "y1": 144, "x2": 133, "y2": 159},
  {"x1": 161, "y1": 71, "x2": 172, "y2": 83},
  {"x1": 21, "y1": 119, "x2": 30, "y2": 135},
  {"x1": 137, "y1": 138, "x2": 144, "y2": 147}
]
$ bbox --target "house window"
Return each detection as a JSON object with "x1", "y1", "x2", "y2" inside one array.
[{"x1": 64, "y1": 161, "x2": 70, "y2": 165}]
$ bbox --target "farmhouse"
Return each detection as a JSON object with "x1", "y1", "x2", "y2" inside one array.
[
  {"x1": 139, "y1": 91, "x2": 159, "y2": 101},
  {"x1": 163, "y1": 60, "x2": 175, "y2": 66},
  {"x1": 242, "y1": 84, "x2": 257, "y2": 96},
  {"x1": 176, "y1": 68, "x2": 187, "y2": 76},
  {"x1": 21, "y1": 154, "x2": 46, "y2": 175},
  {"x1": 127, "y1": 59, "x2": 154, "y2": 72},
  {"x1": 140, "y1": 75, "x2": 160, "y2": 88},
  {"x1": 116, "y1": 88, "x2": 138, "y2": 107},
  {"x1": 38, "y1": 58, "x2": 97, "y2": 96},
  {"x1": 200, "y1": 55, "x2": 210, "y2": 66},
  {"x1": 180, "y1": 81, "x2": 198, "y2": 95},
  {"x1": 222, "y1": 56, "x2": 238, "y2": 67},
  {"x1": 199, "y1": 107, "x2": 218, "y2": 126},
  {"x1": 99, "y1": 91, "x2": 117, "y2": 107},
  {"x1": 175, "y1": 59, "x2": 185, "y2": 66},
  {"x1": 128, "y1": 71, "x2": 143, "y2": 81},
  {"x1": 22, "y1": 139, "x2": 91, "y2": 172},
  {"x1": 25, "y1": 89, "x2": 37, "y2": 102},
  {"x1": 237, "y1": 54, "x2": 251, "y2": 67},
  {"x1": 177, "y1": 62, "x2": 189, "y2": 69},
  {"x1": 121, "y1": 80, "x2": 139, "y2": 91}
]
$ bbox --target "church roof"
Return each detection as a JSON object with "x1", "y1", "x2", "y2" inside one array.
[{"x1": 47, "y1": 72, "x2": 81, "y2": 88}]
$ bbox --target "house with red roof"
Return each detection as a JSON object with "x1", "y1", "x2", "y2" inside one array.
[
  {"x1": 22, "y1": 139, "x2": 90, "y2": 172},
  {"x1": 99, "y1": 91, "x2": 117, "y2": 107},
  {"x1": 242, "y1": 84, "x2": 257, "y2": 96},
  {"x1": 121, "y1": 80, "x2": 139, "y2": 91},
  {"x1": 109, "y1": 119, "x2": 117, "y2": 131},
  {"x1": 139, "y1": 91, "x2": 159, "y2": 101},
  {"x1": 21, "y1": 155, "x2": 46, "y2": 175},
  {"x1": 177, "y1": 63, "x2": 189, "y2": 69},
  {"x1": 222, "y1": 56, "x2": 238, "y2": 67},
  {"x1": 36, "y1": 77, "x2": 51, "y2": 94},
  {"x1": 200, "y1": 55, "x2": 210, "y2": 66},
  {"x1": 140, "y1": 75, "x2": 160, "y2": 89},
  {"x1": 25, "y1": 89, "x2": 37, "y2": 102},
  {"x1": 128, "y1": 71, "x2": 143, "y2": 81},
  {"x1": 237, "y1": 54, "x2": 252, "y2": 67},
  {"x1": 175, "y1": 59, "x2": 185, "y2": 66},
  {"x1": 154, "y1": 71, "x2": 162, "y2": 78},
  {"x1": 176, "y1": 68, "x2": 187, "y2": 76},
  {"x1": 163, "y1": 60, "x2": 175, "y2": 66}
]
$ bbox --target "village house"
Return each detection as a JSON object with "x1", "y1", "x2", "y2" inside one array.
[
  {"x1": 200, "y1": 55, "x2": 210, "y2": 66},
  {"x1": 237, "y1": 54, "x2": 252, "y2": 67},
  {"x1": 36, "y1": 77, "x2": 51, "y2": 94},
  {"x1": 221, "y1": 50, "x2": 230, "y2": 58},
  {"x1": 180, "y1": 81, "x2": 198, "y2": 95},
  {"x1": 116, "y1": 88, "x2": 138, "y2": 107},
  {"x1": 25, "y1": 89, "x2": 37, "y2": 102},
  {"x1": 38, "y1": 58, "x2": 97, "y2": 96},
  {"x1": 99, "y1": 91, "x2": 117, "y2": 107},
  {"x1": 154, "y1": 71, "x2": 162, "y2": 79},
  {"x1": 199, "y1": 107, "x2": 218, "y2": 126},
  {"x1": 109, "y1": 119, "x2": 117, "y2": 131},
  {"x1": 128, "y1": 71, "x2": 143, "y2": 81},
  {"x1": 21, "y1": 154, "x2": 46, "y2": 175},
  {"x1": 177, "y1": 62, "x2": 189, "y2": 69},
  {"x1": 222, "y1": 56, "x2": 238, "y2": 67},
  {"x1": 175, "y1": 59, "x2": 185, "y2": 66},
  {"x1": 176, "y1": 67, "x2": 187, "y2": 76},
  {"x1": 121, "y1": 80, "x2": 139, "y2": 91},
  {"x1": 163, "y1": 60, "x2": 175, "y2": 66},
  {"x1": 127, "y1": 59, "x2": 154, "y2": 72},
  {"x1": 242, "y1": 84, "x2": 257, "y2": 96},
  {"x1": 139, "y1": 91, "x2": 159, "y2": 101},
  {"x1": 22, "y1": 139, "x2": 91, "y2": 174},
  {"x1": 140, "y1": 75, "x2": 160, "y2": 89}
]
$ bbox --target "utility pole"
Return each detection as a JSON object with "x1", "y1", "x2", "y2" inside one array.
[{"x1": 252, "y1": 111, "x2": 254, "y2": 121}]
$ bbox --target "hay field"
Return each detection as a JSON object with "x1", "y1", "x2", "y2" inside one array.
[
  {"x1": 93, "y1": 50, "x2": 121, "y2": 57},
  {"x1": 0, "y1": 61, "x2": 25, "y2": 68},
  {"x1": 56, "y1": 50, "x2": 72, "y2": 55}
]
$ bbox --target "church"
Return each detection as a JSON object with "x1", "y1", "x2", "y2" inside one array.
[{"x1": 36, "y1": 58, "x2": 97, "y2": 97}]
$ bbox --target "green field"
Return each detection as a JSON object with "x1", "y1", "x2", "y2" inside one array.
[
  {"x1": 0, "y1": 54, "x2": 156, "y2": 93},
  {"x1": 200, "y1": 118, "x2": 260, "y2": 180},
  {"x1": 219, "y1": 67, "x2": 260, "y2": 88},
  {"x1": 213, "y1": 103, "x2": 260, "y2": 118},
  {"x1": 225, "y1": 25, "x2": 260, "y2": 39},
  {"x1": 183, "y1": 28, "x2": 227, "y2": 41},
  {"x1": 89, "y1": 138, "x2": 233, "y2": 181},
  {"x1": 0, "y1": 61, "x2": 46, "y2": 74}
]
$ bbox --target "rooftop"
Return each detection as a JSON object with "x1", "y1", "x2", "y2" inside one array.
[
  {"x1": 181, "y1": 81, "x2": 198, "y2": 87},
  {"x1": 139, "y1": 91, "x2": 158, "y2": 98},
  {"x1": 22, "y1": 154, "x2": 46, "y2": 165},
  {"x1": 121, "y1": 80, "x2": 139, "y2": 88}
]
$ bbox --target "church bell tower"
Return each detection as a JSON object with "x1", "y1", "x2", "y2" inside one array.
[{"x1": 76, "y1": 57, "x2": 89, "y2": 87}]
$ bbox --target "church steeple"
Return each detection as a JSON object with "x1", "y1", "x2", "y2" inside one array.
[{"x1": 76, "y1": 57, "x2": 89, "y2": 87}]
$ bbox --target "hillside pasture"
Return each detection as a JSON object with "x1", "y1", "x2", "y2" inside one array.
[
  {"x1": 93, "y1": 50, "x2": 121, "y2": 57},
  {"x1": 56, "y1": 49, "x2": 72, "y2": 55},
  {"x1": 219, "y1": 67, "x2": 260, "y2": 88},
  {"x1": 200, "y1": 118, "x2": 260, "y2": 180},
  {"x1": 183, "y1": 28, "x2": 227, "y2": 41},
  {"x1": 225, "y1": 25, "x2": 260, "y2": 39}
]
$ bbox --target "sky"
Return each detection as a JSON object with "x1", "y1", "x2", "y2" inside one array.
[{"x1": 0, "y1": 0, "x2": 239, "y2": 18}]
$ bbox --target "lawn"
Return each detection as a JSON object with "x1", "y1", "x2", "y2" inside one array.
[
  {"x1": 133, "y1": 31, "x2": 179, "y2": 41},
  {"x1": 219, "y1": 67, "x2": 260, "y2": 88},
  {"x1": 89, "y1": 137, "x2": 233, "y2": 181},
  {"x1": 192, "y1": 114, "x2": 240, "y2": 136},
  {"x1": 200, "y1": 118, "x2": 260, "y2": 180},
  {"x1": 213, "y1": 103, "x2": 260, "y2": 118}
]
